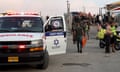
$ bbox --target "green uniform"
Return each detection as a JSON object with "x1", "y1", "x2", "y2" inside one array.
[
  {"x1": 97, "y1": 28, "x2": 106, "y2": 39},
  {"x1": 75, "y1": 26, "x2": 83, "y2": 40},
  {"x1": 75, "y1": 25, "x2": 83, "y2": 53},
  {"x1": 111, "y1": 26, "x2": 117, "y2": 36}
]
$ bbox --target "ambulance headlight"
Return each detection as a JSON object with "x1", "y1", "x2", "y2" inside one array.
[{"x1": 31, "y1": 39, "x2": 43, "y2": 46}]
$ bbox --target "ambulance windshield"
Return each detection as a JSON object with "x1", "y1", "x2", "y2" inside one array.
[{"x1": 0, "y1": 17, "x2": 43, "y2": 32}]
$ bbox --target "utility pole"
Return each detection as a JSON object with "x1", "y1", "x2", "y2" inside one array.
[
  {"x1": 67, "y1": 0, "x2": 70, "y2": 14},
  {"x1": 66, "y1": 0, "x2": 71, "y2": 31},
  {"x1": 99, "y1": 8, "x2": 102, "y2": 15},
  {"x1": 83, "y1": 6, "x2": 86, "y2": 13}
]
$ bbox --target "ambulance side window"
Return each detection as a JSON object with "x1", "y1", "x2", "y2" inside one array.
[
  {"x1": 45, "y1": 17, "x2": 64, "y2": 32},
  {"x1": 50, "y1": 18, "x2": 64, "y2": 32}
]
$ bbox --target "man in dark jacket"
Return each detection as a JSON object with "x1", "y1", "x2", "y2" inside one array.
[{"x1": 73, "y1": 23, "x2": 84, "y2": 53}]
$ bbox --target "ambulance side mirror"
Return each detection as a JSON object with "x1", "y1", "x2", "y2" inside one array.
[{"x1": 45, "y1": 24, "x2": 52, "y2": 32}]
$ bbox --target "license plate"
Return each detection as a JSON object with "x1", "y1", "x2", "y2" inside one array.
[{"x1": 8, "y1": 56, "x2": 19, "y2": 62}]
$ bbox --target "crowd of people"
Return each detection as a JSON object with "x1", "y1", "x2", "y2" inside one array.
[
  {"x1": 71, "y1": 11, "x2": 120, "y2": 54},
  {"x1": 96, "y1": 12, "x2": 120, "y2": 55},
  {"x1": 45, "y1": 11, "x2": 120, "y2": 54},
  {"x1": 71, "y1": 12, "x2": 91, "y2": 53}
]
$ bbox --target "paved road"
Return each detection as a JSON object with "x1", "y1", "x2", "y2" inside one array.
[{"x1": 1, "y1": 26, "x2": 120, "y2": 72}]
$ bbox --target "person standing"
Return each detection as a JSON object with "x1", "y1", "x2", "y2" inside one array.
[
  {"x1": 110, "y1": 21, "x2": 117, "y2": 53},
  {"x1": 73, "y1": 23, "x2": 85, "y2": 53},
  {"x1": 85, "y1": 21, "x2": 90, "y2": 40},
  {"x1": 72, "y1": 15, "x2": 80, "y2": 44},
  {"x1": 104, "y1": 22, "x2": 112, "y2": 53}
]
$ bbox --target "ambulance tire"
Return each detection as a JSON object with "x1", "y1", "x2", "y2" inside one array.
[
  {"x1": 0, "y1": 65, "x2": 7, "y2": 71},
  {"x1": 36, "y1": 51, "x2": 49, "y2": 69}
]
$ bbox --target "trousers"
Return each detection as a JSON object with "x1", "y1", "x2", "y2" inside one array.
[
  {"x1": 76, "y1": 39, "x2": 82, "y2": 53},
  {"x1": 104, "y1": 34, "x2": 111, "y2": 53}
]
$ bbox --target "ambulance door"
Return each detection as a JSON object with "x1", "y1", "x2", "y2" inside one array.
[{"x1": 44, "y1": 16, "x2": 67, "y2": 55}]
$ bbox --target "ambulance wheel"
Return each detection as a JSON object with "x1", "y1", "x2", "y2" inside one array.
[
  {"x1": 0, "y1": 65, "x2": 6, "y2": 70},
  {"x1": 36, "y1": 51, "x2": 49, "y2": 69}
]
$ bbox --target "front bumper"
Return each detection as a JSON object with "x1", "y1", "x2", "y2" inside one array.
[{"x1": 0, "y1": 51, "x2": 45, "y2": 65}]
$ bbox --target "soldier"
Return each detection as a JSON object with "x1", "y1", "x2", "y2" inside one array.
[
  {"x1": 110, "y1": 21, "x2": 117, "y2": 53},
  {"x1": 72, "y1": 15, "x2": 80, "y2": 44},
  {"x1": 104, "y1": 22, "x2": 112, "y2": 53},
  {"x1": 73, "y1": 23, "x2": 85, "y2": 53}
]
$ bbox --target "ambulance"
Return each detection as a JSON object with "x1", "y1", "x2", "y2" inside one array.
[{"x1": 0, "y1": 12, "x2": 67, "y2": 69}]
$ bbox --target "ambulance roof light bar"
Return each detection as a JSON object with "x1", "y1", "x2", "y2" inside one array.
[{"x1": 5, "y1": 12, "x2": 40, "y2": 16}]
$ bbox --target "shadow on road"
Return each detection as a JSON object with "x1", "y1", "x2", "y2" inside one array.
[{"x1": 0, "y1": 65, "x2": 38, "y2": 72}]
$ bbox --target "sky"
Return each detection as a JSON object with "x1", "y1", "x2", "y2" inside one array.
[{"x1": 0, "y1": 0, "x2": 119, "y2": 16}]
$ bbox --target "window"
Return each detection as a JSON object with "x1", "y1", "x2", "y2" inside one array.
[
  {"x1": 50, "y1": 17, "x2": 64, "y2": 31},
  {"x1": 0, "y1": 17, "x2": 43, "y2": 32}
]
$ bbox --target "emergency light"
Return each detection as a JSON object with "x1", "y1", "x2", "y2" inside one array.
[
  {"x1": 6, "y1": 12, "x2": 39, "y2": 16},
  {"x1": 18, "y1": 45, "x2": 26, "y2": 49},
  {"x1": 18, "y1": 45, "x2": 26, "y2": 52}
]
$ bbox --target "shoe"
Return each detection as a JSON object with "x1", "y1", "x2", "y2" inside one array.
[
  {"x1": 112, "y1": 50, "x2": 115, "y2": 53},
  {"x1": 80, "y1": 50, "x2": 82, "y2": 53},
  {"x1": 78, "y1": 50, "x2": 80, "y2": 53},
  {"x1": 105, "y1": 53, "x2": 110, "y2": 57}
]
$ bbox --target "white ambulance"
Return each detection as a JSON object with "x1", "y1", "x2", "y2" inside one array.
[{"x1": 0, "y1": 12, "x2": 67, "y2": 69}]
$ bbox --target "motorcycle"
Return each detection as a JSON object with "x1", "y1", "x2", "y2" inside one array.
[
  {"x1": 99, "y1": 37, "x2": 120, "y2": 50},
  {"x1": 99, "y1": 39, "x2": 105, "y2": 48},
  {"x1": 114, "y1": 28, "x2": 120, "y2": 50}
]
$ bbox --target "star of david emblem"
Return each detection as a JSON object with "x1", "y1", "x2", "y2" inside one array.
[{"x1": 54, "y1": 39, "x2": 59, "y2": 46}]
